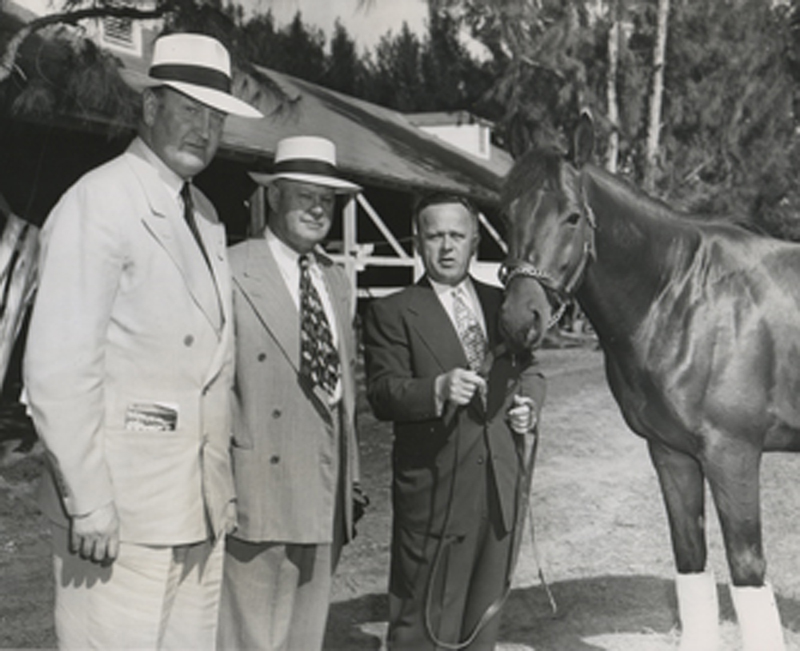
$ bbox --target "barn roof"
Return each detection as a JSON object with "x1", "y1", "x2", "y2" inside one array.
[
  {"x1": 126, "y1": 65, "x2": 511, "y2": 205},
  {"x1": 2, "y1": 17, "x2": 511, "y2": 206}
]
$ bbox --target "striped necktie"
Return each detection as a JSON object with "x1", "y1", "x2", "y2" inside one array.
[
  {"x1": 299, "y1": 254, "x2": 340, "y2": 397},
  {"x1": 452, "y1": 288, "x2": 487, "y2": 372}
]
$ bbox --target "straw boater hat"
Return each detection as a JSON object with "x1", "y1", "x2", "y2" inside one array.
[
  {"x1": 249, "y1": 136, "x2": 361, "y2": 194},
  {"x1": 121, "y1": 33, "x2": 262, "y2": 119}
]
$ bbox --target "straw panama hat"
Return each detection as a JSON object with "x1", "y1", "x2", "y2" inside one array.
[
  {"x1": 249, "y1": 136, "x2": 361, "y2": 193},
  {"x1": 121, "y1": 33, "x2": 262, "y2": 119}
]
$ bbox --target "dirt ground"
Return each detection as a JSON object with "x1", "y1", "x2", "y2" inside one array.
[{"x1": 3, "y1": 345, "x2": 800, "y2": 650}]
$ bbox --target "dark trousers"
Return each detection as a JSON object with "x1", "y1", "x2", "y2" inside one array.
[{"x1": 387, "y1": 469, "x2": 513, "y2": 651}]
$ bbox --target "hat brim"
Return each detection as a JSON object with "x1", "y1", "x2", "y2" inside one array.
[
  {"x1": 249, "y1": 171, "x2": 361, "y2": 194},
  {"x1": 120, "y1": 69, "x2": 263, "y2": 119}
]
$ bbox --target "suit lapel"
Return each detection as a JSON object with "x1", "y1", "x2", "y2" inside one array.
[
  {"x1": 472, "y1": 279, "x2": 504, "y2": 415},
  {"x1": 125, "y1": 151, "x2": 223, "y2": 334},
  {"x1": 237, "y1": 239, "x2": 301, "y2": 371},
  {"x1": 319, "y1": 259, "x2": 354, "y2": 417},
  {"x1": 407, "y1": 278, "x2": 469, "y2": 372},
  {"x1": 410, "y1": 277, "x2": 500, "y2": 418},
  {"x1": 473, "y1": 279, "x2": 501, "y2": 348}
]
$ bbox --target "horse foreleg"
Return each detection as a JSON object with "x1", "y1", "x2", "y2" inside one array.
[
  {"x1": 705, "y1": 444, "x2": 786, "y2": 651},
  {"x1": 648, "y1": 440, "x2": 719, "y2": 651}
]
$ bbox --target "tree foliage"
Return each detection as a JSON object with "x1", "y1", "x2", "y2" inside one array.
[
  {"x1": 2, "y1": 0, "x2": 799, "y2": 236},
  {"x1": 429, "y1": 0, "x2": 800, "y2": 237}
]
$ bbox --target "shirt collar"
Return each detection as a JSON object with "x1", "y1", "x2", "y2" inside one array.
[
  {"x1": 130, "y1": 136, "x2": 185, "y2": 199},
  {"x1": 266, "y1": 226, "x2": 308, "y2": 269},
  {"x1": 428, "y1": 276, "x2": 473, "y2": 298}
]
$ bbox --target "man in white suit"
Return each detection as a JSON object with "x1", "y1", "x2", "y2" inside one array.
[
  {"x1": 217, "y1": 136, "x2": 363, "y2": 651},
  {"x1": 23, "y1": 33, "x2": 261, "y2": 650}
]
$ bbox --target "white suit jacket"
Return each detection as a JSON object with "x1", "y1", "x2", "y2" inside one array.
[{"x1": 23, "y1": 138, "x2": 235, "y2": 545}]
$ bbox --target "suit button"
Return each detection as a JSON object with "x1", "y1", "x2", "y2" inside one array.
[
  {"x1": 477, "y1": 456, "x2": 485, "y2": 465},
  {"x1": 257, "y1": 352, "x2": 267, "y2": 362},
  {"x1": 270, "y1": 455, "x2": 280, "y2": 464},
  {"x1": 272, "y1": 409, "x2": 281, "y2": 419},
  {"x1": 184, "y1": 335, "x2": 194, "y2": 346}
]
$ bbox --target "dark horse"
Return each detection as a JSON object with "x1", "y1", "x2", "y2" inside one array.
[{"x1": 498, "y1": 113, "x2": 798, "y2": 651}]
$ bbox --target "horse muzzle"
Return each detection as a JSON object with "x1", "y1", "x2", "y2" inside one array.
[{"x1": 499, "y1": 274, "x2": 553, "y2": 353}]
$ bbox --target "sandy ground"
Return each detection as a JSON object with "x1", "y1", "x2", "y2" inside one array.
[{"x1": 2, "y1": 345, "x2": 800, "y2": 650}]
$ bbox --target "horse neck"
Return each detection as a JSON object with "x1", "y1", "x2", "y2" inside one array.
[{"x1": 576, "y1": 166, "x2": 700, "y2": 345}]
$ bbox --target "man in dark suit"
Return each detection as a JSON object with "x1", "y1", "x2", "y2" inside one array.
[{"x1": 363, "y1": 193, "x2": 546, "y2": 650}]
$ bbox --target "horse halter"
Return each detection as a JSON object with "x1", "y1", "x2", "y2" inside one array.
[{"x1": 498, "y1": 179, "x2": 597, "y2": 329}]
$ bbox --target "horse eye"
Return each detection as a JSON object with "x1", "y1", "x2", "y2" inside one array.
[{"x1": 566, "y1": 212, "x2": 581, "y2": 226}]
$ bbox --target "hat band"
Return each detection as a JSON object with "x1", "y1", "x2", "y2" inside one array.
[
  {"x1": 149, "y1": 63, "x2": 231, "y2": 94},
  {"x1": 274, "y1": 158, "x2": 342, "y2": 179}
]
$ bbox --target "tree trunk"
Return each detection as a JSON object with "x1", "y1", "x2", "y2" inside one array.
[
  {"x1": 644, "y1": 0, "x2": 669, "y2": 193},
  {"x1": 606, "y1": 0, "x2": 621, "y2": 173}
]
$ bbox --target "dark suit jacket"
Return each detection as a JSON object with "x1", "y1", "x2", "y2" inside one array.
[{"x1": 363, "y1": 276, "x2": 545, "y2": 537}]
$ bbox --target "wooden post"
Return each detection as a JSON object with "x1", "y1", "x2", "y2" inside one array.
[
  {"x1": 342, "y1": 194, "x2": 358, "y2": 302},
  {"x1": 249, "y1": 186, "x2": 267, "y2": 237}
]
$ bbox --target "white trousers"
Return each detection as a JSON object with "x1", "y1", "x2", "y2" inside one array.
[{"x1": 51, "y1": 525, "x2": 224, "y2": 650}]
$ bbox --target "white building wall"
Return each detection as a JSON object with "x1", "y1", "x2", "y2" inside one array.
[{"x1": 417, "y1": 123, "x2": 491, "y2": 160}]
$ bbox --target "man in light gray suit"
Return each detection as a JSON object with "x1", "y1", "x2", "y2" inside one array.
[{"x1": 218, "y1": 136, "x2": 363, "y2": 651}]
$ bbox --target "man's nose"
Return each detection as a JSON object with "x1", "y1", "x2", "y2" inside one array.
[{"x1": 195, "y1": 108, "x2": 218, "y2": 139}]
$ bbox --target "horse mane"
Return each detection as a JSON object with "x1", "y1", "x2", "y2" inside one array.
[
  {"x1": 584, "y1": 165, "x2": 763, "y2": 233},
  {"x1": 503, "y1": 145, "x2": 756, "y2": 234},
  {"x1": 501, "y1": 145, "x2": 565, "y2": 214}
]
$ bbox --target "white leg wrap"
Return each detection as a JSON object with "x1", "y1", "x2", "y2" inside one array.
[
  {"x1": 675, "y1": 570, "x2": 720, "y2": 651},
  {"x1": 731, "y1": 583, "x2": 786, "y2": 651}
]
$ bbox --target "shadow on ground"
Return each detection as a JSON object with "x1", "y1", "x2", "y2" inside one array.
[{"x1": 324, "y1": 574, "x2": 800, "y2": 651}]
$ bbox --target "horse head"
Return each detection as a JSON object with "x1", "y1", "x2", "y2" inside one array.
[{"x1": 499, "y1": 112, "x2": 597, "y2": 352}]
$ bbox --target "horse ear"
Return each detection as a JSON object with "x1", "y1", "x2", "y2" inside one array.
[
  {"x1": 507, "y1": 114, "x2": 534, "y2": 160},
  {"x1": 572, "y1": 110, "x2": 595, "y2": 168}
]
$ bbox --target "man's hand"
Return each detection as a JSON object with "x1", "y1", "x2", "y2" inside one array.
[
  {"x1": 437, "y1": 367, "x2": 487, "y2": 407},
  {"x1": 70, "y1": 502, "x2": 120, "y2": 565},
  {"x1": 222, "y1": 501, "x2": 238, "y2": 536},
  {"x1": 507, "y1": 394, "x2": 538, "y2": 435}
]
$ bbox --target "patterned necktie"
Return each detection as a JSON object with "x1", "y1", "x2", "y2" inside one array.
[
  {"x1": 452, "y1": 288, "x2": 487, "y2": 372},
  {"x1": 181, "y1": 182, "x2": 211, "y2": 270},
  {"x1": 299, "y1": 254, "x2": 340, "y2": 397}
]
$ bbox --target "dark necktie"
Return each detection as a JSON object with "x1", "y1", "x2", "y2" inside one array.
[
  {"x1": 181, "y1": 182, "x2": 212, "y2": 270},
  {"x1": 299, "y1": 254, "x2": 340, "y2": 397}
]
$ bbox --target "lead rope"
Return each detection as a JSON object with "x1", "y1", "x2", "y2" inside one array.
[
  {"x1": 525, "y1": 433, "x2": 559, "y2": 617},
  {"x1": 424, "y1": 350, "x2": 558, "y2": 649}
]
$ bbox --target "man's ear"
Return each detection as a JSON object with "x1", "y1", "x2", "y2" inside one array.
[
  {"x1": 141, "y1": 89, "x2": 159, "y2": 127},
  {"x1": 266, "y1": 183, "x2": 280, "y2": 213},
  {"x1": 471, "y1": 227, "x2": 481, "y2": 257},
  {"x1": 412, "y1": 231, "x2": 422, "y2": 256}
]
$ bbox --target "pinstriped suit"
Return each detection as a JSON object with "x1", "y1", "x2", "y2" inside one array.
[{"x1": 218, "y1": 234, "x2": 360, "y2": 650}]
